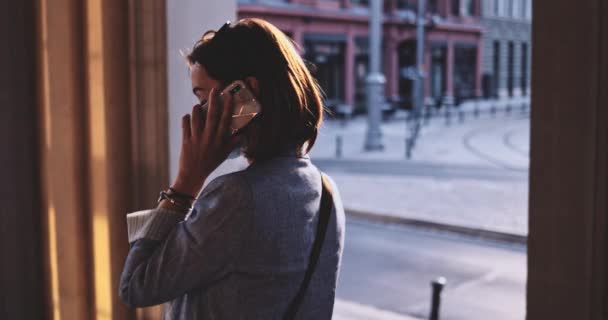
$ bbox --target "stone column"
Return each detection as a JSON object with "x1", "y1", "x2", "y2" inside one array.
[
  {"x1": 443, "y1": 0, "x2": 452, "y2": 18},
  {"x1": 444, "y1": 39, "x2": 455, "y2": 105},
  {"x1": 475, "y1": 39, "x2": 483, "y2": 97},
  {"x1": 386, "y1": 40, "x2": 399, "y2": 98},
  {"x1": 345, "y1": 30, "x2": 355, "y2": 106},
  {"x1": 424, "y1": 41, "x2": 432, "y2": 99}
]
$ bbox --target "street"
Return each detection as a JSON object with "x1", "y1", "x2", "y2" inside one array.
[
  {"x1": 209, "y1": 108, "x2": 531, "y2": 320},
  {"x1": 335, "y1": 218, "x2": 527, "y2": 320},
  {"x1": 312, "y1": 110, "x2": 530, "y2": 236}
]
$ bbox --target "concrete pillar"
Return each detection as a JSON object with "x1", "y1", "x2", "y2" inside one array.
[
  {"x1": 386, "y1": 40, "x2": 399, "y2": 98},
  {"x1": 345, "y1": 30, "x2": 355, "y2": 106},
  {"x1": 475, "y1": 39, "x2": 483, "y2": 97},
  {"x1": 444, "y1": 39, "x2": 455, "y2": 104},
  {"x1": 424, "y1": 41, "x2": 432, "y2": 99},
  {"x1": 443, "y1": 0, "x2": 452, "y2": 18}
]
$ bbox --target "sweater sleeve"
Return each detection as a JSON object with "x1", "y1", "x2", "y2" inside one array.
[{"x1": 118, "y1": 173, "x2": 252, "y2": 308}]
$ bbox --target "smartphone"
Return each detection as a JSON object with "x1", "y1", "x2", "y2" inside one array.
[{"x1": 200, "y1": 80, "x2": 261, "y2": 135}]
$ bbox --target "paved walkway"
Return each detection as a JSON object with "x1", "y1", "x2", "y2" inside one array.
[
  {"x1": 311, "y1": 99, "x2": 530, "y2": 238},
  {"x1": 334, "y1": 299, "x2": 420, "y2": 320}
]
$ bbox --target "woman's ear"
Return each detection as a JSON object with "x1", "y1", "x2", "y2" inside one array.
[{"x1": 245, "y1": 76, "x2": 260, "y2": 97}]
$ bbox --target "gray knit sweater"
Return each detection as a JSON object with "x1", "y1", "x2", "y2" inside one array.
[{"x1": 118, "y1": 154, "x2": 345, "y2": 319}]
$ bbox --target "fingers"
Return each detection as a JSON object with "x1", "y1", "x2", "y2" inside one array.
[
  {"x1": 182, "y1": 114, "x2": 192, "y2": 142},
  {"x1": 191, "y1": 104, "x2": 203, "y2": 133},
  {"x1": 203, "y1": 87, "x2": 223, "y2": 142},
  {"x1": 217, "y1": 90, "x2": 234, "y2": 138}
]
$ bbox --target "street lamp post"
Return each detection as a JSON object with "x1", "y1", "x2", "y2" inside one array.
[
  {"x1": 364, "y1": 0, "x2": 385, "y2": 151},
  {"x1": 406, "y1": 0, "x2": 426, "y2": 158}
]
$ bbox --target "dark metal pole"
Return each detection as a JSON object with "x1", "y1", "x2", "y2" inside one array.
[
  {"x1": 364, "y1": 0, "x2": 385, "y2": 151},
  {"x1": 429, "y1": 277, "x2": 447, "y2": 320},
  {"x1": 405, "y1": 0, "x2": 426, "y2": 158}
]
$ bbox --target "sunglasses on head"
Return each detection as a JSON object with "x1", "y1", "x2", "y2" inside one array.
[{"x1": 201, "y1": 21, "x2": 232, "y2": 42}]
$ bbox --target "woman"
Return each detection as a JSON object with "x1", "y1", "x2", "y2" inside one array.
[{"x1": 119, "y1": 18, "x2": 345, "y2": 320}]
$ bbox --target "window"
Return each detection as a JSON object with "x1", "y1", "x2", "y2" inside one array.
[
  {"x1": 506, "y1": 0, "x2": 514, "y2": 17},
  {"x1": 482, "y1": 0, "x2": 492, "y2": 16},
  {"x1": 493, "y1": 41, "x2": 500, "y2": 97},
  {"x1": 521, "y1": 0, "x2": 527, "y2": 19},
  {"x1": 454, "y1": 44, "x2": 478, "y2": 99},
  {"x1": 430, "y1": 45, "x2": 446, "y2": 99},
  {"x1": 351, "y1": 0, "x2": 369, "y2": 6},
  {"x1": 461, "y1": 0, "x2": 475, "y2": 16},
  {"x1": 396, "y1": 0, "x2": 416, "y2": 10},
  {"x1": 452, "y1": 0, "x2": 460, "y2": 15},
  {"x1": 494, "y1": 0, "x2": 503, "y2": 16},
  {"x1": 453, "y1": 0, "x2": 474, "y2": 16},
  {"x1": 428, "y1": 0, "x2": 439, "y2": 14},
  {"x1": 511, "y1": 0, "x2": 519, "y2": 17}
]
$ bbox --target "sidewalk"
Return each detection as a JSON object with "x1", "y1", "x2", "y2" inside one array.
[
  {"x1": 311, "y1": 101, "x2": 530, "y2": 240},
  {"x1": 334, "y1": 299, "x2": 421, "y2": 320}
]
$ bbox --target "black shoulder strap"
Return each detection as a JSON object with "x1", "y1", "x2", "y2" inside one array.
[{"x1": 284, "y1": 170, "x2": 333, "y2": 320}]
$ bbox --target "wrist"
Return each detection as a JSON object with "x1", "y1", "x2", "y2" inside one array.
[{"x1": 171, "y1": 177, "x2": 205, "y2": 198}]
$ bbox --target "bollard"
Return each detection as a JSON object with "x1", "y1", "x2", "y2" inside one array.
[
  {"x1": 424, "y1": 105, "x2": 432, "y2": 125},
  {"x1": 521, "y1": 102, "x2": 527, "y2": 113},
  {"x1": 429, "y1": 277, "x2": 447, "y2": 320},
  {"x1": 458, "y1": 107, "x2": 465, "y2": 123},
  {"x1": 335, "y1": 135, "x2": 342, "y2": 158},
  {"x1": 474, "y1": 99, "x2": 480, "y2": 118},
  {"x1": 444, "y1": 105, "x2": 451, "y2": 126},
  {"x1": 491, "y1": 103, "x2": 496, "y2": 117},
  {"x1": 506, "y1": 102, "x2": 512, "y2": 115}
]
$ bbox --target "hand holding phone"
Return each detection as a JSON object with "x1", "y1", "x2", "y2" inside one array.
[{"x1": 200, "y1": 80, "x2": 261, "y2": 135}]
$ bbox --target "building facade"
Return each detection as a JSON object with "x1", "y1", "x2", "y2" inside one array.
[
  {"x1": 238, "y1": 0, "x2": 484, "y2": 111},
  {"x1": 480, "y1": 0, "x2": 532, "y2": 98}
]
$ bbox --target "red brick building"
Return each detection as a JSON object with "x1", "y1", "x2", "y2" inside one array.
[{"x1": 238, "y1": 0, "x2": 483, "y2": 110}]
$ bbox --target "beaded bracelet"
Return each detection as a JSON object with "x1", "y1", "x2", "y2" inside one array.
[{"x1": 157, "y1": 190, "x2": 193, "y2": 211}]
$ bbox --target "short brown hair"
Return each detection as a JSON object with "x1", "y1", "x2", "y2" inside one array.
[{"x1": 187, "y1": 18, "x2": 324, "y2": 162}]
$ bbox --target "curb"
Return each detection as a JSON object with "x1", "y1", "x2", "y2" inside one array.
[{"x1": 345, "y1": 208, "x2": 528, "y2": 245}]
